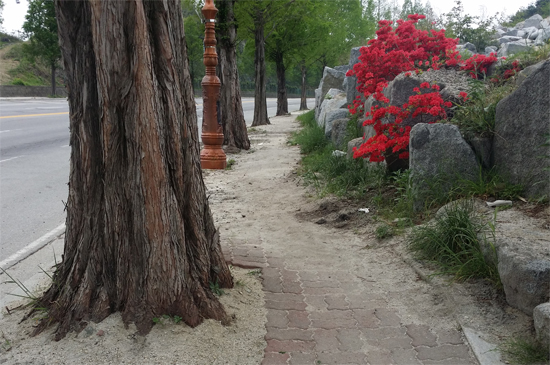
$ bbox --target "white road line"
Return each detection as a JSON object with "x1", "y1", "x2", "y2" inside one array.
[
  {"x1": 0, "y1": 129, "x2": 23, "y2": 134},
  {"x1": 61, "y1": 145, "x2": 69, "y2": 148},
  {"x1": 0, "y1": 223, "x2": 66, "y2": 272},
  {"x1": 0, "y1": 156, "x2": 22, "y2": 163}
]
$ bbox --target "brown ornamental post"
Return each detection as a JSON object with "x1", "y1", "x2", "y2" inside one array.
[{"x1": 200, "y1": 0, "x2": 226, "y2": 170}]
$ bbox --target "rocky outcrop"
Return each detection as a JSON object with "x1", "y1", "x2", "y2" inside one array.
[
  {"x1": 494, "y1": 59, "x2": 550, "y2": 199},
  {"x1": 331, "y1": 119, "x2": 350, "y2": 149},
  {"x1": 495, "y1": 14, "x2": 550, "y2": 55},
  {"x1": 534, "y1": 303, "x2": 550, "y2": 348},
  {"x1": 347, "y1": 137, "x2": 363, "y2": 159},
  {"x1": 344, "y1": 47, "x2": 362, "y2": 105},
  {"x1": 409, "y1": 123, "x2": 479, "y2": 211},
  {"x1": 317, "y1": 67, "x2": 346, "y2": 109}
]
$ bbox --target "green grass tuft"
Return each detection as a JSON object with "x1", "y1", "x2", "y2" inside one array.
[
  {"x1": 408, "y1": 199, "x2": 501, "y2": 285},
  {"x1": 501, "y1": 337, "x2": 550, "y2": 365}
]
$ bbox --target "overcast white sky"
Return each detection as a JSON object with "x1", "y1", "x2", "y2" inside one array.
[{"x1": 1, "y1": 0, "x2": 528, "y2": 36}]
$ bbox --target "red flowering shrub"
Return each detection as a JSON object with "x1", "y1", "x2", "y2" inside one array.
[
  {"x1": 461, "y1": 53, "x2": 498, "y2": 79},
  {"x1": 353, "y1": 83, "x2": 452, "y2": 162}
]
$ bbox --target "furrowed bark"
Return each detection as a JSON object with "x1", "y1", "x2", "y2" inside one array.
[
  {"x1": 251, "y1": 5, "x2": 270, "y2": 126},
  {"x1": 32, "y1": 0, "x2": 233, "y2": 340},
  {"x1": 216, "y1": 0, "x2": 250, "y2": 150}
]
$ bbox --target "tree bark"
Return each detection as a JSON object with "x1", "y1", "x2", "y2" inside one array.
[
  {"x1": 274, "y1": 48, "x2": 288, "y2": 116},
  {"x1": 299, "y1": 60, "x2": 308, "y2": 110},
  {"x1": 251, "y1": 5, "x2": 270, "y2": 126},
  {"x1": 216, "y1": 0, "x2": 250, "y2": 151},
  {"x1": 50, "y1": 63, "x2": 56, "y2": 96},
  {"x1": 32, "y1": 0, "x2": 233, "y2": 340}
]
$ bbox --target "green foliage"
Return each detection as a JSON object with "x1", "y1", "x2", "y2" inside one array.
[
  {"x1": 291, "y1": 111, "x2": 328, "y2": 154},
  {"x1": 0, "y1": 0, "x2": 4, "y2": 27},
  {"x1": 506, "y1": 0, "x2": 550, "y2": 25},
  {"x1": 451, "y1": 79, "x2": 515, "y2": 137},
  {"x1": 454, "y1": 168, "x2": 524, "y2": 201},
  {"x1": 22, "y1": 0, "x2": 60, "y2": 67},
  {"x1": 375, "y1": 224, "x2": 395, "y2": 239},
  {"x1": 501, "y1": 336, "x2": 550, "y2": 365},
  {"x1": 182, "y1": 0, "x2": 204, "y2": 91},
  {"x1": 209, "y1": 281, "x2": 225, "y2": 296},
  {"x1": 226, "y1": 159, "x2": 236, "y2": 170},
  {"x1": 442, "y1": 0, "x2": 498, "y2": 51},
  {"x1": 408, "y1": 199, "x2": 501, "y2": 285},
  {"x1": 7, "y1": 58, "x2": 54, "y2": 86}
]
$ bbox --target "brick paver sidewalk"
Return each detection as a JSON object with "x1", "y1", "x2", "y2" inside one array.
[{"x1": 223, "y1": 241, "x2": 475, "y2": 365}]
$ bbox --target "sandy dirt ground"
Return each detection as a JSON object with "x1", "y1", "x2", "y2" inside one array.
[{"x1": 0, "y1": 113, "x2": 542, "y2": 364}]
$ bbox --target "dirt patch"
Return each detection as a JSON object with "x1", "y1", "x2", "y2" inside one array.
[{"x1": 0, "y1": 44, "x2": 19, "y2": 85}]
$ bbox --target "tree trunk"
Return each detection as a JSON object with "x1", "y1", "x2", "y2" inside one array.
[
  {"x1": 216, "y1": 0, "x2": 250, "y2": 151},
  {"x1": 299, "y1": 60, "x2": 308, "y2": 110},
  {"x1": 50, "y1": 63, "x2": 56, "y2": 96},
  {"x1": 251, "y1": 6, "x2": 270, "y2": 126},
  {"x1": 32, "y1": 0, "x2": 233, "y2": 340},
  {"x1": 274, "y1": 49, "x2": 288, "y2": 116}
]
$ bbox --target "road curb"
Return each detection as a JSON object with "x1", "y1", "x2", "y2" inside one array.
[{"x1": 0, "y1": 223, "x2": 65, "y2": 273}]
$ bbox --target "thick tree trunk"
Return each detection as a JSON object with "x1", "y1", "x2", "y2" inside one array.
[
  {"x1": 274, "y1": 49, "x2": 288, "y2": 116},
  {"x1": 299, "y1": 60, "x2": 308, "y2": 110},
  {"x1": 32, "y1": 0, "x2": 233, "y2": 340},
  {"x1": 216, "y1": 0, "x2": 250, "y2": 151},
  {"x1": 251, "y1": 6, "x2": 270, "y2": 126},
  {"x1": 50, "y1": 63, "x2": 56, "y2": 96}
]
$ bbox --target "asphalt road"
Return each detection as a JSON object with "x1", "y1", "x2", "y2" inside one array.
[{"x1": 0, "y1": 96, "x2": 314, "y2": 261}]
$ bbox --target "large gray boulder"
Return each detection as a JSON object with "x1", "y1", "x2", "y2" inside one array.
[
  {"x1": 494, "y1": 59, "x2": 550, "y2": 199},
  {"x1": 498, "y1": 36, "x2": 522, "y2": 44},
  {"x1": 535, "y1": 27, "x2": 550, "y2": 45},
  {"x1": 324, "y1": 109, "x2": 350, "y2": 139},
  {"x1": 523, "y1": 14, "x2": 543, "y2": 29},
  {"x1": 317, "y1": 67, "x2": 346, "y2": 109},
  {"x1": 534, "y1": 303, "x2": 550, "y2": 348},
  {"x1": 515, "y1": 59, "x2": 546, "y2": 87},
  {"x1": 409, "y1": 124, "x2": 479, "y2": 211},
  {"x1": 317, "y1": 89, "x2": 347, "y2": 127},
  {"x1": 347, "y1": 137, "x2": 364, "y2": 159},
  {"x1": 331, "y1": 118, "x2": 350, "y2": 149},
  {"x1": 315, "y1": 88, "x2": 322, "y2": 121},
  {"x1": 497, "y1": 41, "x2": 532, "y2": 57},
  {"x1": 344, "y1": 47, "x2": 363, "y2": 105}
]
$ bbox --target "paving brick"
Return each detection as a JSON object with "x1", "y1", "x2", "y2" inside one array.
[
  {"x1": 365, "y1": 349, "x2": 392, "y2": 364},
  {"x1": 436, "y1": 328, "x2": 464, "y2": 345},
  {"x1": 298, "y1": 271, "x2": 318, "y2": 281},
  {"x1": 352, "y1": 309, "x2": 380, "y2": 328},
  {"x1": 423, "y1": 357, "x2": 473, "y2": 364},
  {"x1": 247, "y1": 249, "x2": 265, "y2": 258},
  {"x1": 266, "y1": 309, "x2": 289, "y2": 329},
  {"x1": 288, "y1": 352, "x2": 317, "y2": 365},
  {"x1": 311, "y1": 318, "x2": 358, "y2": 330},
  {"x1": 346, "y1": 295, "x2": 387, "y2": 309},
  {"x1": 362, "y1": 326, "x2": 407, "y2": 341},
  {"x1": 303, "y1": 287, "x2": 344, "y2": 295},
  {"x1": 265, "y1": 293, "x2": 305, "y2": 302},
  {"x1": 282, "y1": 281, "x2": 303, "y2": 294},
  {"x1": 262, "y1": 267, "x2": 281, "y2": 278},
  {"x1": 338, "y1": 281, "x2": 364, "y2": 293},
  {"x1": 266, "y1": 328, "x2": 314, "y2": 341},
  {"x1": 262, "y1": 352, "x2": 290, "y2": 365},
  {"x1": 302, "y1": 280, "x2": 340, "y2": 288},
  {"x1": 406, "y1": 324, "x2": 437, "y2": 347},
  {"x1": 310, "y1": 310, "x2": 354, "y2": 320},
  {"x1": 267, "y1": 257, "x2": 286, "y2": 268},
  {"x1": 287, "y1": 310, "x2": 310, "y2": 329},
  {"x1": 391, "y1": 348, "x2": 422, "y2": 365},
  {"x1": 281, "y1": 269, "x2": 300, "y2": 282},
  {"x1": 374, "y1": 308, "x2": 401, "y2": 326},
  {"x1": 416, "y1": 344, "x2": 471, "y2": 361},
  {"x1": 325, "y1": 295, "x2": 349, "y2": 310},
  {"x1": 336, "y1": 329, "x2": 364, "y2": 352},
  {"x1": 313, "y1": 329, "x2": 340, "y2": 351},
  {"x1": 304, "y1": 295, "x2": 327, "y2": 311},
  {"x1": 232, "y1": 248, "x2": 250, "y2": 257},
  {"x1": 265, "y1": 300, "x2": 307, "y2": 311},
  {"x1": 232, "y1": 258, "x2": 265, "y2": 269},
  {"x1": 316, "y1": 351, "x2": 367, "y2": 364},
  {"x1": 262, "y1": 277, "x2": 283, "y2": 293},
  {"x1": 265, "y1": 339, "x2": 316, "y2": 353},
  {"x1": 244, "y1": 255, "x2": 268, "y2": 264},
  {"x1": 375, "y1": 335, "x2": 413, "y2": 349}
]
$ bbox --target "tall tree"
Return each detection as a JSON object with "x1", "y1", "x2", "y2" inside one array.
[
  {"x1": 182, "y1": 0, "x2": 205, "y2": 91},
  {"x1": 22, "y1": 0, "x2": 60, "y2": 96},
  {"x1": 31, "y1": 0, "x2": 233, "y2": 340},
  {"x1": 216, "y1": 0, "x2": 250, "y2": 151}
]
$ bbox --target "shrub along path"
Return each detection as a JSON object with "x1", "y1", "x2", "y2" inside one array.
[{"x1": 205, "y1": 113, "x2": 477, "y2": 365}]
